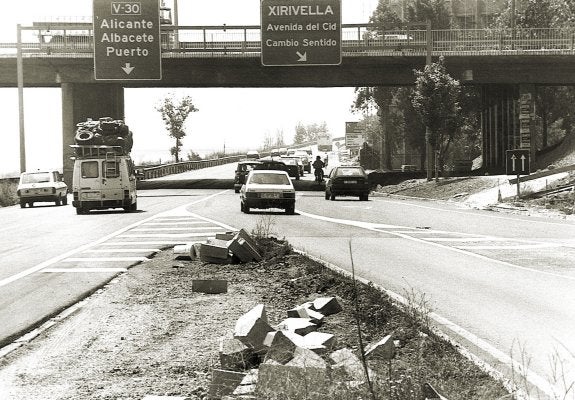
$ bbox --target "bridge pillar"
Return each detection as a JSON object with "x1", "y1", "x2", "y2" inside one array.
[
  {"x1": 61, "y1": 83, "x2": 125, "y2": 186},
  {"x1": 480, "y1": 84, "x2": 519, "y2": 174}
]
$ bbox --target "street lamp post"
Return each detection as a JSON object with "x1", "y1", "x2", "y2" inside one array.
[{"x1": 17, "y1": 24, "x2": 26, "y2": 173}]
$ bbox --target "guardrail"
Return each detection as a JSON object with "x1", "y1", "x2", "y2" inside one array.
[
  {"x1": 2, "y1": 24, "x2": 574, "y2": 58},
  {"x1": 139, "y1": 155, "x2": 244, "y2": 180}
]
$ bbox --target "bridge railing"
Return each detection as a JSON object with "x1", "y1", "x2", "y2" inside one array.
[
  {"x1": 2, "y1": 24, "x2": 574, "y2": 58},
  {"x1": 139, "y1": 155, "x2": 244, "y2": 180}
]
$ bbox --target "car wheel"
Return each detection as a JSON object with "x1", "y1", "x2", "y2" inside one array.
[
  {"x1": 62, "y1": 195, "x2": 68, "y2": 206},
  {"x1": 325, "y1": 191, "x2": 329, "y2": 200},
  {"x1": 55, "y1": 195, "x2": 62, "y2": 206},
  {"x1": 360, "y1": 194, "x2": 369, "y2": 201},
  {"x1": 28, "y1": 202, "x2": 34, "y2": 207},
  {"x1": 234, "y1": 188, "x2": 240, "y2": 193},
  {"x1": 76, "y1": 207, "x2": 85, "y2": 215},
  {"x1": 330, "y1": 193, "x2": 335, "y2": 201},
  {"x1": 285, "y1": 205, "x2": 295, "y2": 215},
  {"x1": 295, "y1": 175, "x2": 300, "y2": 180}
]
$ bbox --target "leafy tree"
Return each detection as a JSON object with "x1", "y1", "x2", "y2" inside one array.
[
  {"x1": 293, "y1": 121, "x2": 329, "y2": 144},
  {"x1": 412, "y1": 56, "x2": 462, "y2": 177},
  {"x1": 155, "y1": 94, "x2": 198, "y2": 163},
  {"x1": 406, "y1": 0, "x2": 451, "y2": 29},
  {"x1": 368, "y1": 2, "x2": 404, "y2": 34}
]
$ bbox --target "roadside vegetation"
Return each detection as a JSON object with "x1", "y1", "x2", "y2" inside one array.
[{"x1": 0, "y1": 179, "x2": 18, "y2": 207}]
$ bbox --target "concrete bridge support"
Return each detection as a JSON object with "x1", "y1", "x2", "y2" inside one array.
[
  {"x1": 61, "y1": 83, "x2": 125, "y2": 186},
  {"x1": 480, "y1": 84, "x2": 535, "y2": 174}
]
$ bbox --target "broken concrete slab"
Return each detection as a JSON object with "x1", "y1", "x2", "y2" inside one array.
[
  {"x1": 234, "y1": 305, "x2": 274, "y2": 353},
  {"x1": 364, "y1": 333, "x2": 395, "y2": 360},
  {"x1": 173, "y1": 244, "x2": 195, "y2": 260},
  {"x1": 302, "y1": 331, "x2": 336, "y2": 354},
  {"x1": 423, "y1": 382, "x2": 449, "y2": 399},
  {"x1": 286, "y1": 305, "x2": 325, "y2": 325},
  {"x1": 216, "y1": 232, "x2": 237, "y2": 241},
  {"x1": 231, "y1": 369, "x2": 259, "y2": 397},
  {"x1": 311, "y1": 297, "x2": 342, "y2": 316},
  {"x1": 330, "y1": 348, "x2": 374, "y2": 383},
  {"x1": 228, "y1": 237, "x2": 260, "y2": 263},
  {"x1": 200, "y1": 241, "x2": 230, "y2": 261},
  {"x1": 263, "y1": 331, "x2": 297, "y2": 364},
  {"x1": 257, "y1": 347, "x2": 330, "y2": 400},
  {"x1": 276, "y1": 318, "x2": 317, "y2": 336},
  {"x1": 219, "y1": 337, "x2": 258, "y2": 371},
  {"x1": 208, "y1": 369, "x2": 247, "y2": 400},
  {"x1": 237, "y1": 229, "x2": 258, "y2": 250},
  {"x1": 192, "y1": 279, "x2": 228, "y2": 294}
]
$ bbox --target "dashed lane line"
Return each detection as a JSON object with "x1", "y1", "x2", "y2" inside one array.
[
  {"x1": 83, "y1": 248, "x2": 161, "y2": 253},
  {"x1": 119, "y1": 232, "x2": 223, "y2": 238},
  {"x1": 62, "y1": 257, "x2": 149, "y2": 262},
  {"x1": 41, "y1": 268, "x2": 128, "y2": 273},
  {"x1": 130, "y1": 227, "x2": 220, "y2": 231}
]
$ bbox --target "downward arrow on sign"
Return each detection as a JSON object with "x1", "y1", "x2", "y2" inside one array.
[
  {"x1": 296, "y1": 51, "x2": 307, "y2": 62},
  {"x1": 122, "y1": 63, "x2": 135, "y2": 74}
]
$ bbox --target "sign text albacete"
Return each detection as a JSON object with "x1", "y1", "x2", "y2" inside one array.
[
  {"x1": 261, "y1": 0, "x2": 341, "y2": 66},
  {"x1": 93, "y1": 0, "x2": 162, "y2": 80}
]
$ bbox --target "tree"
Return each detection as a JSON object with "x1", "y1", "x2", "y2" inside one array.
[
  {"x1": 412, "y1": 57, "x2": 462, "y2": 178},
  {"x1": 406, "y1": 0, "x2": 451, "y2": 29},
  {"x1": 292, "y1": 122, "x2": 329, "y2": 144},
  {"x1": 155, "y1": 94, "x2": 198, "y2": 163}
]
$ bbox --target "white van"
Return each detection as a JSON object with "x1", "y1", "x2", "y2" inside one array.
[{"x1": 71, "y1": 145, "x2": 137, "y2": 215}]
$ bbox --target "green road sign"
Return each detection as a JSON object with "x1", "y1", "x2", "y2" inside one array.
[
  {"x1": 261, "y1": 0, "x2": 341, "y2": 66},
  {"x1": 93, "y1": 0, "x2": 162, "y2": 80}
]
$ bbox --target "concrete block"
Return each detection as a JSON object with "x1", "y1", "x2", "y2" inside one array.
[
  {"x1": 219, "y1": 337, "x2": 258, "y2": 371},
  {"x1": 286, "y1": 305, "x2": 324, "y2": 325},
  {"x1": 423, "y1": 382, "x2": 449, "y2": 399},
  {"x1": 232, "y1": 369, "x2": 259, "y2": 396},
  {"x1": 330, "y1": 348, "x2": 369, "y2": 382},
  {"x1": 257, "y1": 348, "x2": 330, "y2": 400},
  {"x1": 365, "y1": 334, "x2": 395, "y2": 360},
  {"x1": 302, "y1": 332, "x2": 336, "y2": 354},
  {"x1": 208, "y1": 369, "x2": 247, "y2": 400},
  {"x1": 192, "y1": 279, "x2": 228, "y2": 294},
  {"x1": 173, "y1": 244, "x2": 194, "y2": 260},
  {"x1": 200, "y1": 242, "x2": 229, "y2": 261},
  {"x1": 237, "y1": 228, "x2": 258, "y2": 250},
  {"x1": 216, "y1": 232, "x2": 237, "y2": 241},
  {"x1": 263, "y1": 331, "x2": 297, "y2": 364},
  {"x1": 200, "y1": 255, "x2": 232, "y2": 264},
  {"x1": 311, "y1": 297, "x2": 342, "y2": 316},
  {"x1": 228, "y1": 238, "x2": 258, "y2": 263},
  {"x1": 276, "y1": 318, "x2": 317, "y2": 336},
  {"x1": 234, "y1": 305, "x2": 274, "y2": 353}
]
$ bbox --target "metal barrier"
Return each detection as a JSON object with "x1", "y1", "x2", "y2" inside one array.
[
  {"x1": 2, "y1": 24, "x2": 574, "y2": 59},
  {"x1": 139, "y1": 155, "x2": 244, "y2": 180}
]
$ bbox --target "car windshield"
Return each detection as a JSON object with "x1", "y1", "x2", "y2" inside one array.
[
  {"x1": 283, "y1": 159, "x2": 296, "y2": 165},
  {"x1": 335, "y1": 168, "x2": 365, "y2": 177},
  {"x1": 249, "y1": 173, "x2": 291, "y2": 185},
  {"x1": 21, "y1": 172, "x2": 51, "y2": 184}
]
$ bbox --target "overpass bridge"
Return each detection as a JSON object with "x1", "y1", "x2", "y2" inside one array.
[{"x1": 2, "y1": 23, "x2": 574, "y2": 180}]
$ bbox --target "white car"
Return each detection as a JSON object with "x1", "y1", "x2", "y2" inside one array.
[
  {"x1": 17, "y1": 170, "x2": 68, "y2": 208},
  {"x1": 240, "y1": 170, "x2": 296, "y2": 214}
]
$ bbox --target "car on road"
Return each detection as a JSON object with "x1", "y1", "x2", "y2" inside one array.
[
  {"x1": 254, "y1": 158, "x2": 290, "y2": 174},
  {"x1": 325, "y1": 166, "x2": 370, "y2": 201},
  {"x1": 291, "y1": 150, "x2": 311, "y2": 173},
  {"x1": 246, "y1": 150, "x2": 260, "y2": 160},
  {"x1": 17, "y1": 170, "x2": 68, "y2": 208},
  {"x1": 279, "y1": 157, "x2": 302, "y2": 179},
  {"x1": 234, "y1": 160, "x2": 262, "y2": 193},
  {"x1": 240, "y1": 170, "x2": 296, "y2": 214}
]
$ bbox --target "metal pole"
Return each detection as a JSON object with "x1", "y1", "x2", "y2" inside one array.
[
  {"x1": 425, "y1": 19, "x2": 433, "y2": 181},
  {"x1": 510, "y1": 0, "x2": 515, "y2": 46},
  {"x1": 17, "y1": 24, "x2": 26, "y2": 173}
]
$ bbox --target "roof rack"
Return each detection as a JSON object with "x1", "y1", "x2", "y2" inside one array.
[{"x1": 70, "y1": 144, "x2": 125, "y2": 158}]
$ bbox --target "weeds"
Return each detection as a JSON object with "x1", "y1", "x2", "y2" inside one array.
[
  {"x1": 0, "y1": 179, "x2": 18, "y2": 207},
  {"x1": 251, "y1": 215, "x2": 277, "y2": 239}
]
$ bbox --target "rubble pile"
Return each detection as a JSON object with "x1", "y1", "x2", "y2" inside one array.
[{"x1": 74, "y1": 116, "x2": 133, "y2": 153}]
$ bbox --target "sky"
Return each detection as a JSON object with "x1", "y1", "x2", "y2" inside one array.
[{"x1": 0, "y1": 0, "x2": 379, "y2": 176}]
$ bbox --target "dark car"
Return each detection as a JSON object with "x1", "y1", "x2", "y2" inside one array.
[
  {"x1": 325, "y1": 166, "x2": 370, "y2": 201},
  {"x1": 279, "y1": 157, "x2": 302, "y2": 180},
  {"x1": 234, "y1": 160, "x2": 262, "y2": 193},
  {"x1": 254, "y1": 158, "x2": 290, "y2": 174}
]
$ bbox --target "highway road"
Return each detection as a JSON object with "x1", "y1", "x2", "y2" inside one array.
[{"x1": 1, "y1": 162, "x2": 574, "y2": 399}]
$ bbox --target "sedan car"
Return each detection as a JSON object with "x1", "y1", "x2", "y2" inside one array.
[
  {"x1": 234, "y1": 160, "x2": 262, "y2": 193},
  {"x1": 325, "y1": 166, "x2": 370, "y2": 201},
  {"x1": 17, "y1": 170, "x2": 68, "y2": 208},
  {"x1": 279, "y1": 157, "x2": 302, "y2": 180},
  {"x1": 240, "y1": 170, "x2": 296, "y2": 214}
]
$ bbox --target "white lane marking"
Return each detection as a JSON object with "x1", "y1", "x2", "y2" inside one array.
[
  {"x1": 0, "y1": 189, "x2": 230, "y2": 287},
  {"x1": 131, "y1": 227, "x2": 219, "y2": 231},
  {"x1": 104, "y1": 241, "x2": 195, "y2": 245},
  {"x1": 41, "y1": 268, "x2": 128, "y2": 273},
  {"x1": 119, "y1": 232, "x2": 222, "y2": 238},
  {"x1": 141, "y1": 221, "x2": 210, "y2": 225},
  {"x1": 297, "y1": 249, "x2": 560, "y2": 399},
  {"x1": 456, "y1": 243, "x2": 560, "y2": 250},
  {"x1": 84, "y1": 249, "x2": 161, "y2": 253},
  {"x1": 297, "y1": 209, "x2": 575, "y2": 281},
  {"x1": 423, "y1": 237, "x2": 510, "y2": 242},
  {"x1": 63, "y1": 257, "x2": 149, "y2": 262}
]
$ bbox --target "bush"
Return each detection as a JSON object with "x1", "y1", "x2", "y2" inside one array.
[{"x1": 0, "y1": 179, "x2": 18, "y2": 207}]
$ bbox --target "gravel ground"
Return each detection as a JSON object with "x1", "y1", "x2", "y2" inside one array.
[{"x1": 0, "y1": 236, "x2": 509, "y2": 400}]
